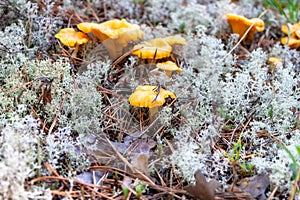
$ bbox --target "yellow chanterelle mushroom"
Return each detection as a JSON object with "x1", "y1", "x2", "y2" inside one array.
[
  {"x1": 281, "y1": 22, "x2": 300, "y2": 49},
  {"x1": 55, "y1": 28, "x2": 89, "y2": 57},
  {"x1": 128, "y1": 85, "x2": 176, "y2": 118},
  {"x1": 225, "y1": 13, "x2": 264, "y2": 41},
  {"x1": 156, "y1": 61, "x2": 182, "y2": 77},
  {"x1": 77, "y1": 19, "x2": 143, "y2": 59},
  {"x1": 132, "y1": 35, "x2": 186, "y2": 60}
]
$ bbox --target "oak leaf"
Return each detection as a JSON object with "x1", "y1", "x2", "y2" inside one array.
[{"x1": 185, "y1": 170, "x2": 221, "y2": 200}]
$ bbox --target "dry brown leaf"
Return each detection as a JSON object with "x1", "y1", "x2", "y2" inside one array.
[
  {"x1": 131, "y1": 153, "x2": 149, "y2": 176},
  {"x1": 75, "y1": 170, "x2": 103, "y2": 185},
  {"x1": 36, "y1": 77, "x2": 53, "y2": 105},
  {"x1": 185, "y1": 170, "x2": 221, "y2": 200},
  {"x1": 237, "y1": 174, "x2": 269, "y2": 200}
]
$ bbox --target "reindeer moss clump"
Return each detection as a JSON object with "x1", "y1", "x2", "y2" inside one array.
[{"x1": 0, "y1": 108, "x2": 51, "y2": 199}]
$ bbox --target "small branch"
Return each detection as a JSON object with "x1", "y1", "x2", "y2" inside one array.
[
  {"x1": 31, "y1": 176, "x2": 114, "y2": 200},
  {"x1": 267, "y1": 186, "x2": 278, "y2": 200},
  {"x1": 48, "y1": 93, "x2": 69, "y2": 134}
]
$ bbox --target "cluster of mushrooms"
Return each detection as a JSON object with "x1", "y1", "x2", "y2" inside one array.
[
  {"x1": 55, "y1": 19, "x2": 185, "y2": 120},
  {"x1": 281, "y1": 22, "x2": 300, "y2": 49},
  {"x1": 55, "y1": 14, "x2": 295, "y2": 122},
  {"x1": 225, "y1": 13, "x2": 300, "y2": 50},
  {"x1": 225, "y1": 13, "x2": 300, "y2": 67},
  {"x1": 55, "y1": 19, "x2": 143, "y2": 58}
]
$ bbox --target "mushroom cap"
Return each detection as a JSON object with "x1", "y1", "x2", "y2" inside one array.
[
  {"x1": 296, "y1": 30, "x2": 300, "y2": 38},
  {"x1": 249, "y1": 18, "x2": 265, "y2": 32},
  {"x1": 225, "y1": 13, "x2": 264, "y2": 40},
  {"x1": 268, "y1": 57, "x2": 282, "y2": 65},
  {"x1": 281, "y1": 37, "x2": 300, "y2": 49},
  {"x1": 281, "y1": 23, "x2": 300, "y2": 36},
  {"x1": 164, "y1": 35, "x2": 187, "y2": 45},
  {"x1": 132, "y1": 38, "x2": 172, "y2": 59},
  {"x1": 77, "y1": 19, "x2": 143, "y2": 45},
  {"x1": 280, "y1": 22, "x2": 300, "y2": 49},
  {"x1": 156, "y1": 61, "x2": 182, "y2": 73},
  {"x1": 55, "y1": 28, "x2": 90, "y2": 47},
  {"x1": 132, "y1": 35, "x2": 187, "y2": 59},
  {"x1": 98, "y1": 19, "x2": 142, "y2": 40},
  {"x1": 77, "y1": 22, "x2": 98, "y2": 34},
  {"x1": 77, "y1": 19, "x2": 143, "y2": 59},
  {"x1": 128, "y1": 85, "x2": 176, "y2": 108}
]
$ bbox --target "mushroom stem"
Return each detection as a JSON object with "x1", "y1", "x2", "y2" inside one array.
[
  {"x1": 149, "y1": 106, "x2": 159, "y2": 119},
  {"x1": 165, "y1": 70, "x2": 172, "y2": 77},
  {"x1": 102, "y1": 39, "x2": 121, "y2": 60},
  {"x1": 71, "y1": 44, "x2": 79, "y2": 57}
]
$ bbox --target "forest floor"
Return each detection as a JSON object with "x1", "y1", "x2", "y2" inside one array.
[{"x1": 1, "y1": 0, "x2": 300, "y2": 199}]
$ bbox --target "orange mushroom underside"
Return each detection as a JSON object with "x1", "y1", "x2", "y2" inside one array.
[{"x1": 226, "y1": 13, "x2": 264, "y2": 41}]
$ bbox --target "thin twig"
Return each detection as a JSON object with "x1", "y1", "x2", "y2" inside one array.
[
  {"x1": 267, "y1": 186, "x2": 278, "y2": 200},
  {"x1": 31, "y1": 176, "x2": 114, "y2": 199},
  {"x1": 44, "y1": 162, "x2": 68, "y2": 187},
  {"x1": 104, "y1": 136, "x2": 155, "y2": 185},
  {"x1": 31, "y1": 108, "x2": 49, "y2": 133},
  {"x1": 112, "y1": 47, "x2": 143, "y2": 66},
  {"x1": 0, "y1": 80, "x2": 34, "y2": 93},
  {"x1": 48, "y1": 93, "x2": 69, "y2": 134},
  {"x1": 289, "y1": 167, "x2": 300, "y2": 200}
]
